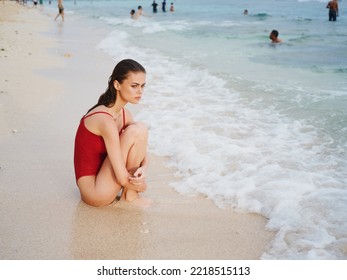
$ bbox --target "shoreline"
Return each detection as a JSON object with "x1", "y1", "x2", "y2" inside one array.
[{"x1": 0, "y1": 1, "x2": 274, "y2": 260}]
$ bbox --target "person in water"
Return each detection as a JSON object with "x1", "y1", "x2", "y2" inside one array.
[
  {"x1": 130, "y1": 9, "x2": 136, "y2": 19},
  {"x1": 134, "y1": 5, "x2": 145, "y2": 19},
  {"x1": 269, "y1": 30, "x2": 282, "y2": 43},
  {"x1": 162, "y1": 0, "x2": 166, "y2": 12},
  {"x1": 326, "y1": 0, "x2": 339, "y2": 21},
  {"x1": 74, "y1": 59, "x2": 150, "y2": 207},
  {"x1": 151, "y1": 1, "x2": 158, "y2": 13}
]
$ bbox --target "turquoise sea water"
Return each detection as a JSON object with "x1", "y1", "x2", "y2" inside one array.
[{"x1": 53, "y1": 0, "x2": 346, "y2": 259}]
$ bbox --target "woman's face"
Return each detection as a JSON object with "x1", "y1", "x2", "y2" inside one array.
[{"x1": 114, "y1": 71, "x2": 146, "y2": 104}]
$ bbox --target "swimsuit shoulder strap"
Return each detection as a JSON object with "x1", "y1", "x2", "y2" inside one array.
[
  {"x1": 119, "y1": 108, "x2": 128, "y2": 135},
  {"x1": 122, "y1": 108, "x2": 126, "y2": 129},
  {"x1": 82, "y1": 111, "x2": 113, "y2": 120}
]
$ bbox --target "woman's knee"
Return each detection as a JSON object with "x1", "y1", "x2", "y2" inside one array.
[
  {"x1": 78, "y1": 181, "x2": 119, "y2": 207},
  {"x1": 125, "y1": 122, "x2": 148, "y2": 142}
]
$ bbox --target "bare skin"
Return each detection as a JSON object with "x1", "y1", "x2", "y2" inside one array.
[
  {"x1": 269, "y1": 31, "x2": 282, "y2": 43},
  {"x1": 327, "y1": 0, "x2": 338, "y2": 13},
  {"x1": 326, "y1": 0, "x2": 339, "y2": 21},
  {"x1": 134, "y1": 7, "x2": 143, "y2": 19},
  {"x1": 76, "y1": 72, "x2": 151, "y2": 207},
  {"x1": 54, "y1": 0, "x2": 64, "y2": 22}
]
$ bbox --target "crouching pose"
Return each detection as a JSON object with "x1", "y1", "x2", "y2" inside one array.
[{"x1": 74, "y1": 59, "x2": 150, "y2": 207}]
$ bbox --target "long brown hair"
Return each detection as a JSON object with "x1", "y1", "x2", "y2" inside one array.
[{"x1": 87, "y1": 59, "x2": 146, "y2": 113}]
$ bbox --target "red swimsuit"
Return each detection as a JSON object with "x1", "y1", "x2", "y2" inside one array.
[{"x1": 73, "y1": 109, "x2": 126, "y2": 181}]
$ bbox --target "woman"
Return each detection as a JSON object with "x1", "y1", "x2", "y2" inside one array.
[{"x1": 74, "y1": 59, "x2": 149, "y2": 207}]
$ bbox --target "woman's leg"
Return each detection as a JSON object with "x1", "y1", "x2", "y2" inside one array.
[
  {"x1": 119, "y1": 122, "x2": 148, "y2": 202},
  {"x1": 77, "y1": 122, "x2": 148, "y2": 207},
  {"x1": 77, "y1": 157, "x2": 122, "y2": 206}
]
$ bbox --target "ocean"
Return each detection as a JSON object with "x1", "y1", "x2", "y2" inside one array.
[{"x1": 50, "y1": 0, "x2": 347, "y2": 259}]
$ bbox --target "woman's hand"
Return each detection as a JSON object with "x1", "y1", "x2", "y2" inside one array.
[{"x1": 128, "y1": 166, "x2": 146, "y2": 186}]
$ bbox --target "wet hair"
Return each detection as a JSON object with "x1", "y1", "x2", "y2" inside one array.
[
  {"x1": 271, "y1": 30, "x2": 279, "y2": 37},
  {"x1": 138, "y1": 5, "x2": 142, "y2": 9},
  {"x1": 87, "y1": 59, "x2": 146, "y2": 113},
  {"x1": 130, "y1": 9, "x2": 135, "y2": 15}
]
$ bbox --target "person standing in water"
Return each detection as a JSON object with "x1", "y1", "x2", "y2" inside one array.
[
  {"x1": 162, "y1": 0, "x2": 166, "y2": 12},
  {"x1": 151, "y1": 1, "x2": 158, "y2": 13},
  {"x1": 326, "y1": 0, "x2": 339, "y2": 21}
]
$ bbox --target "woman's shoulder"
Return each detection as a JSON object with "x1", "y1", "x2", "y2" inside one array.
[
  {"x1": 82, "y1": 106, "x2": 115, "y2": 137},
  {"x1": 86, "y1": 105, "x2": 112, "y2": 117},
  {"x1": 84, "y1": 106, "x2": 114, "y2": 126}
]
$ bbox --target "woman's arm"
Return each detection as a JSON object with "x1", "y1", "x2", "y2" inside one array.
[
  {"x1": 129, "y1": 152, "x2": 149, "y2": 185},
  {"x1": 100, "y1": 117, "x2": 146, "y2": 192},
  {"x1": 124, "y1": 109, "x2": 149, "y2": 183}
]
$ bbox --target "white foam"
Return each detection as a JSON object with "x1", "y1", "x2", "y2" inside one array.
[{"x1": 298, "y1": 0, "x2": 326, "y2": 3}]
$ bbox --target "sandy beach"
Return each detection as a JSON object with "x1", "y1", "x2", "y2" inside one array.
[{"x1": 0, "y1": 1, "x2": 274, "y2": 260}]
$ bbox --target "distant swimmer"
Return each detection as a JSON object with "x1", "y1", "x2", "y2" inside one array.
[
  {"x1": 243, "y1": 9, "x2": 248, "y2": 15},
  {"x1": 130, "y1": 9, "x2": 136, "y2": 19},
  {"x1": 326, "y1": 0, "x2": 339, "y2": 21},
  {"x1": 269, "y1": 30, "x2": 282, "y2": 43},
  {"x1": 134, "y1": 5, "x2": 143, "y2": 19},
  {"x1": 170, "y1": 2, "x2": 174, "y2": 12}
]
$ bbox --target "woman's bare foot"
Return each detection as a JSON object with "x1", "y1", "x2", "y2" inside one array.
[
  {"x1": 120, "y1": 189, "x2": 152, "y2": 208},
  {"x1": 129, "y1": 195, "x2": 152, "y2": 208}
]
